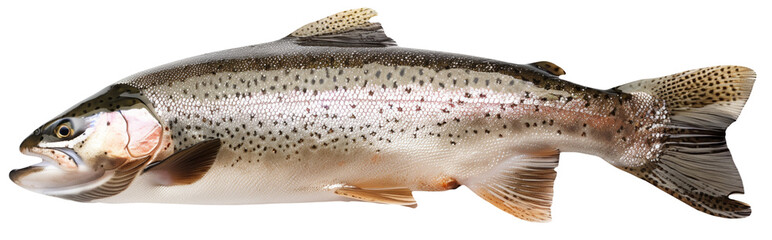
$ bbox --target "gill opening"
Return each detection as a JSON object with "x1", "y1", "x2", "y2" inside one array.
[{"x1": 118, "y1": 110, "x2": 162, "y2": 159}]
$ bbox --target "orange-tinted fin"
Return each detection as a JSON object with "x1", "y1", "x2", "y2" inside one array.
[
  {"x1": 334, "y1": 186, "x2": 417, "y2": 208},
  {"x1": 612, "y1": 66, "x2": 755, "y2": 218},
  {"x1": 529, "y1": 61, "x2": 566, "y2": 76},
  {"x1": 142, "y1": 139, "x2": 221, "y2": 186},
  {"x1": 464, "y1": 150, "x2": 560, "y2": 222}
]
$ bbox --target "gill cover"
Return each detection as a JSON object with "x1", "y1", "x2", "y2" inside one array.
[{"x1": 12, "y1": 84, "x2": 163, "y2": 202}]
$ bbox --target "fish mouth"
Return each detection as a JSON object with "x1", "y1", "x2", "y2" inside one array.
[
  {"x1": 18, "y1": 147, "x2": 80, "y2": 171},
  {"x1": 11, "y1": 147, "x2": 105, "y2": 194}
]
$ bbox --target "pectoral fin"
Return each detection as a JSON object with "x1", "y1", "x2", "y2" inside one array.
[
  {"x1": 334, "y1": 186, "x2": 417, "y2": 208},
  {"x1": 464, "y1": 150, "x2": 560, "y2": 222},
  {"x1": 142, "y1": 139, "x2": 221, "y2": 186}
]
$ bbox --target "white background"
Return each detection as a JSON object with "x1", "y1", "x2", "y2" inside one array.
[{"x1": 1, "y1": 1, "x2": 769, "y2": 239}]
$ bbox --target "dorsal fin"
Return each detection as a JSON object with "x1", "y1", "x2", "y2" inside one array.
[
  {"x1": 529, "y1": 61, "x2": 566, "y2": 76},
  {"x1": 288, "y1": 8, "x2": 396, "y2": 47}
]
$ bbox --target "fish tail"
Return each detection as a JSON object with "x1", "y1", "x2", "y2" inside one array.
[{"x1": 612, "y1": 66, "x2": 755, "y2": 218}]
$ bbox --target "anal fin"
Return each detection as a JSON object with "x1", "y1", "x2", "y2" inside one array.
[
  {"x1": 142, "y1": 139, "x2": 221, "y2": 186},
  {"x1": 465, "y1": 150, "x2": 560, "y2": 222},
  {"x1": 334, "y1": 186, "x2": 417, "y2": 208}
]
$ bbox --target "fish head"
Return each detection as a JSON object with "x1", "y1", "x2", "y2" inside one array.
[{"x1": 11, "y1": 84, "x2": 167, "y2": 201}]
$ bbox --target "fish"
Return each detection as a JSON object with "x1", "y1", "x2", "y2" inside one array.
[{"x1": 10, "y1": 8, "x2": 755, "y2": 222}]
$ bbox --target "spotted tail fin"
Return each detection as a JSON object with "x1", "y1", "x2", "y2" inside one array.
[{"x1": 612, "y1": 66, "x2": 755, "y2": 218}]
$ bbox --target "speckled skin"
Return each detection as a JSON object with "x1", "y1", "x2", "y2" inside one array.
[
  {"x1": 11, "y1": 8, "x2": 754, "y2": 220},
  {"x1": 94, "y1": 38, "x2": 657, "y2": 204}
]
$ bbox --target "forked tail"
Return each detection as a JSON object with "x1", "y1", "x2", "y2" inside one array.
[{"x1": 612, "y1": 65, "x2": 755, "y2": 218}]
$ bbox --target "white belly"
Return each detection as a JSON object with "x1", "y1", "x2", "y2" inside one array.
[{"x1": 99, "y1": 135, "x2": 525, "y2": 204}]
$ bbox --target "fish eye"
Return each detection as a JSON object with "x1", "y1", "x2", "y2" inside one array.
[{"x1": 55, "y1": 123, "x2": 73, "y2": 138}]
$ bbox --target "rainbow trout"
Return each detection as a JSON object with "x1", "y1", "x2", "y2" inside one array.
[{"x1": 11, "y1": 8, "x2": 755, "y2": 221}]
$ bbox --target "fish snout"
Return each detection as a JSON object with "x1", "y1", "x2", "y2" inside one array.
[{"x1": 19, "y1": 129, "x2": 42, "y2": 153}]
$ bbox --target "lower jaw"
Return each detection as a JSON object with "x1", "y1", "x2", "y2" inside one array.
[
  {"x1": 9, "y1": 165, "x2": 45, "y2": 185},
  {"x1": 9, "y1": 163, "x2": 107, "y2": 195}
]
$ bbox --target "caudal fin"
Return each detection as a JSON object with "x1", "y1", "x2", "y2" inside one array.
[{"x1": 612, "y1": 66, "x2": 755, "y2": 218}]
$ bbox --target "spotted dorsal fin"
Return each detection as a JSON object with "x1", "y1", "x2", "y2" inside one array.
[
  {"x1": 288, "y1": 8, "x2": 396, "y2": 47},
  {"x1": 529, "y1": 61, "x2": 566, "y2": 76}
]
